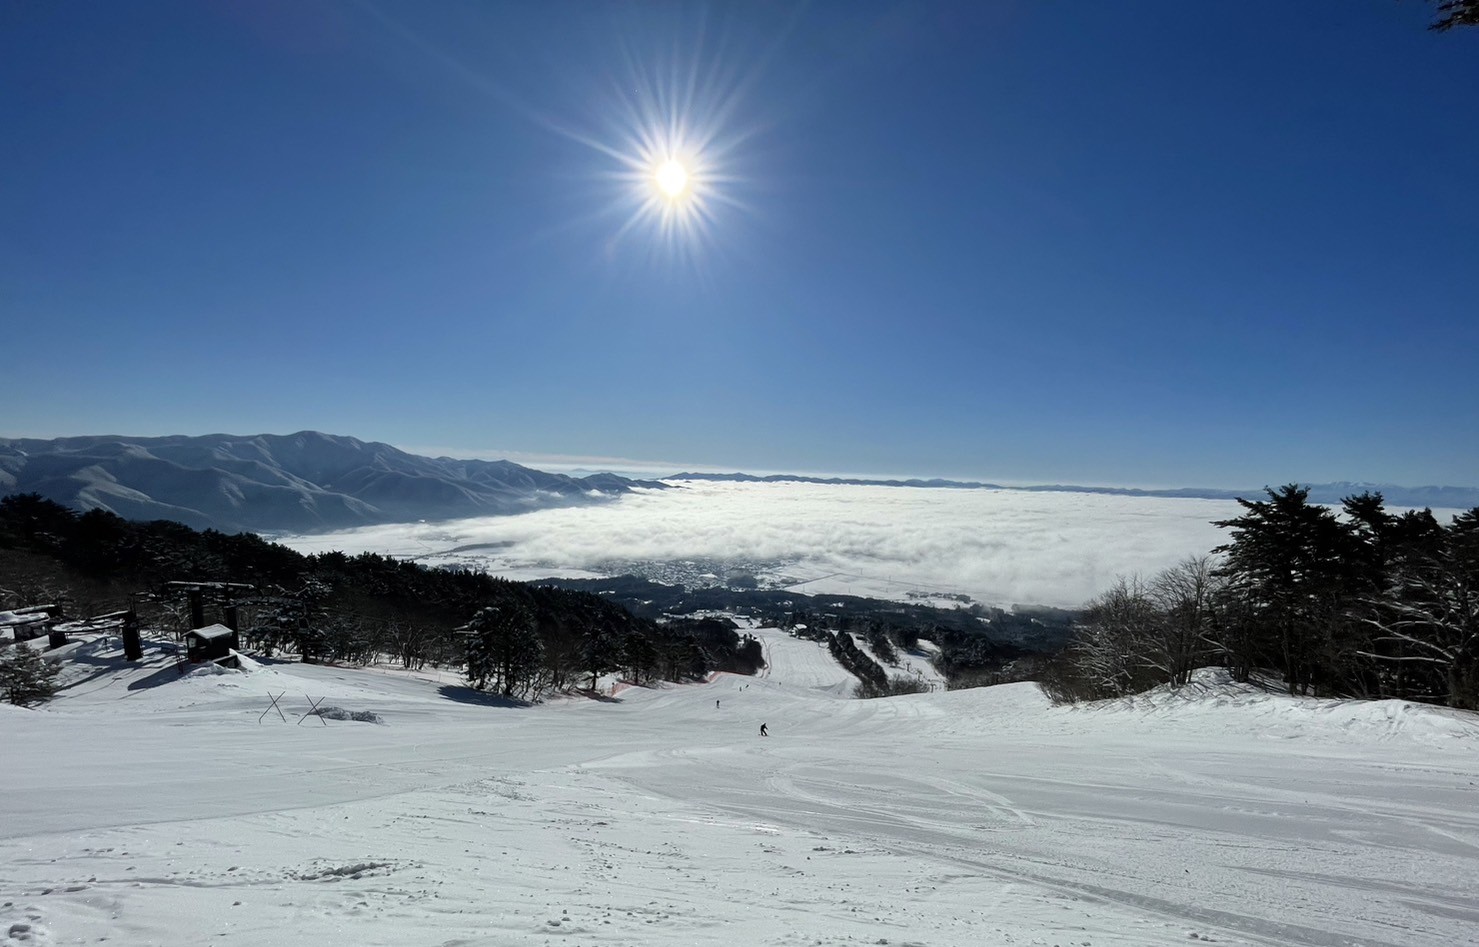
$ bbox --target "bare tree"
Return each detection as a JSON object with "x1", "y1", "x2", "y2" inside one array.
[
  {"x1": 1073, "y1": 576, "x2": 1161, "y2": 698},
  {"x1": 2, "y1": 574, "x2": 74, "y2": 612},
  {"x1": 1146, "y1": 556, "x2": 1223, "y2": 688},
  {"x1": 1043, "y1": 561, "x2": 1226, "y2": 704},
  {"x1": 387, "y1": 620, "x2": 430, "y2": 670}
]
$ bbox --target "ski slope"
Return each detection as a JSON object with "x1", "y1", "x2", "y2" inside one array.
[
  {"x1": 848, "y1": 632, "x2": 950, "y2": 691},
  {"x1": 2, "y1": 630, "x2": 1478, "y2": 947},
  {"x1": 752, "y1": 625, "x2": 858, "y2": 694}
]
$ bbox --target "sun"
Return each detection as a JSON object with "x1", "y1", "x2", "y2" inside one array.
[
  {"x1": 555, "y1": 23, "x2": 759, "y2": 264},
  {"x1": 654, "y1": 159, "x2": 690, "y2": 199}
]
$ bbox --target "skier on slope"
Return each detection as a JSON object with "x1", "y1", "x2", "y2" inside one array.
[{"x1": 760, "y1": 722, "x2": 768, "y2": 737}]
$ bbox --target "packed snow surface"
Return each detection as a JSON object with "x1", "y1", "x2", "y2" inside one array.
[{"x1": 3, "y1": 630, "x2": 1478, "y2": 946}]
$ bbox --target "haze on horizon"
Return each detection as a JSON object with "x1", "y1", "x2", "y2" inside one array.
[
  {"x1": 2, "y1": 2, "x2": 1475, "y2": 488},
  {"x1": 392, "y1": 445, "x2": 1478, "y2": 495}
]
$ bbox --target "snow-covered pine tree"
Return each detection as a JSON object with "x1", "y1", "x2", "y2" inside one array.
[
  {"x1": 463, "y1": 600, "x2": 544, "y2": 699},
  {"x1": 0, "y1": 645, "x2": 62, "y2": 706}
]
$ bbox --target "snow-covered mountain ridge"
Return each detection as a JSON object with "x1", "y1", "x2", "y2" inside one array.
[{"x1": 0, "y1": 431, "x2": 665, "y2": 533}]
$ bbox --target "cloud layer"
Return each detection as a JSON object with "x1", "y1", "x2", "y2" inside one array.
[{"x1": 278, "y1": 481, "x2": 1251, "y2": 608}]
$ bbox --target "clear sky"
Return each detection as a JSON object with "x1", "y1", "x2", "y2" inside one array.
[{"x1": 3, "y1": 1, "x2": 1475, "y2": 488}]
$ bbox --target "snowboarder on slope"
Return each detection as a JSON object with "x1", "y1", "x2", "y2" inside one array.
[{"x1": 760, "y1": 722, "x2": 768, "y2": 737}]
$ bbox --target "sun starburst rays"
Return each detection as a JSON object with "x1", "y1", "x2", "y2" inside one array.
[{"x1": 562, "y1": 30, "x2": 758, "y2": 267}]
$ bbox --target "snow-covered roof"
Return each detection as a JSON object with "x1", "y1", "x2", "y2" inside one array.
[
  {"x1": 0, "y1": 610, "x2": 50, "y2": 627},
  {"x1": 185, "y1": 624, "x2": 235, "y2": 641},
  {"x1": 53, "y1": 618, "x2": 124, "y2": 633},
  {"x1": 165, "y1": 581, "x2": 254, "y2": 590}
]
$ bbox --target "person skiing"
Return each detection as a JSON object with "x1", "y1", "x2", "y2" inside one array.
[
  {"x1": 760, "y1": 722, "x2": 768, "y2": 737},
  {"x1": 716, "y1": 699, "x2": 720, "y2": 709}
]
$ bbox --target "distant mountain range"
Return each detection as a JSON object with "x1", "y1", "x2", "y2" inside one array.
[
  {"x1": 664, "y1": 472, "x2": 1479, "y2": 511},
  {"x1": 0, "y1": 432, "x2": 665, "y2": 534},
  {"x1": 3, "y1": 432, "x2": 1472, "y2": 537}
]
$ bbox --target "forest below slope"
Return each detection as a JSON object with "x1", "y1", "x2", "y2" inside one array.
[
  {"x1": 0, "y1": 493, "x2": 1044, "y2": 697},
  {"x1": 0, "y1": 493, "x2": 758, "y2": 697}
]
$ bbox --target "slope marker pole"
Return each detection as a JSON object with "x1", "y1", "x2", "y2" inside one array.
[
  {"x1": 260, "y1": 691, "x2": 287, "y2": 724},
  {"x1": 298, "y1": 694, "x2": 328, "y2": 726}
]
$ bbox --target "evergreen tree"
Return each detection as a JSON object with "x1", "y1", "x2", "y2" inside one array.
[
  {"x1": 1360, "y1": 507, "x2": 1479, "y2": 708},
  {"x1": 1427, "y1": 0, "x2": 1479, "y2": 30},
  {"x1": 1214, "y1": 485, "x2": 1360, "y2": 695},
  {"x1": 0, "y1": 645, "x2": 62, "y2": 706},
  {"x1": 623, "y1": 630, "x2": 659, "y2": 685},
  {"x1": 464, "y1": 600, "x2": 545, "y2": 699},
  {"x1": 581, "y1": 619, "x2": 625, "y2": 690}
]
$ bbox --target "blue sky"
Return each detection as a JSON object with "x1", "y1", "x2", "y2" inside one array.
[{"x1": 3, "y1": 1, "x2": 1475, "y2": 488}]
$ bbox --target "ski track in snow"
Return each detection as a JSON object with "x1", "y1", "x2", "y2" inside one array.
[{"x1": 2, "y1": 628, "x2": 1478, "y2": 946}]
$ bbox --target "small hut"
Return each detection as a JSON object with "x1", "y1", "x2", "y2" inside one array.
[
  {"x1": 183, "y1": 624, "x2": 238, "y2": 665},
  {"x1": 0, "y1": 606, "x2": 57, "y2": 643}
]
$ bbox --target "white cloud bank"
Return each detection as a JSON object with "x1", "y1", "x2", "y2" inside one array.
[{"x1": 277, "y1": 480, "x2": 1256, "y2": 608}]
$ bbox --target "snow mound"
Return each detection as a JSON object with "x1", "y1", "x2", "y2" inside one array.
[
  {"x1": 294, "y1": 860, "x2": 394, "y2": 881},
  {"x1": 184, "y1": 652, "x2": 261, "y2": 677},
  {"x1": 309, "y1": 706, "x2": 385, "y2": 724},
  {"x1": 3, "y1": 917, "x2": 51, "y2": 945},
  {"x1": 1072, "y1": 667, "x2": 1479, "y2": 745},
  {"x1": 183, "y1": 661, "x2": 236, "y2": 678}
]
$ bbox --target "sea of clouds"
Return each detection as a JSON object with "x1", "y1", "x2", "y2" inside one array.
[{"x1": 278, "y1": 480, "x2": 1255, "y2": 608}]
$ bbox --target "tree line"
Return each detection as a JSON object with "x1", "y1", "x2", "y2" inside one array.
[
  {"x1": 0, "y1": 493, "x2": 764, "y2": 702},
  {"x1": 1042, "y1": 486, "x2": 1479, "y2": 710}
]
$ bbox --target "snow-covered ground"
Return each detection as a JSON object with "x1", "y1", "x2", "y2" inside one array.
[{"x1": 3, "y1": 628, "x2": 1478, "y2": 946}]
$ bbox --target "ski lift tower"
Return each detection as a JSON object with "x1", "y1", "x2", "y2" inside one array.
[{"x1": 161, "y1": 580, "x2": 257, "y2": 633}]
